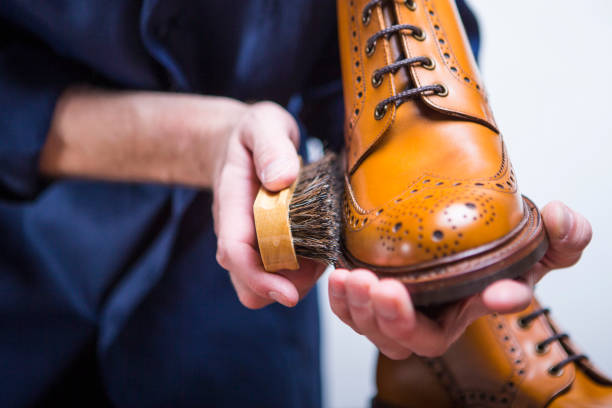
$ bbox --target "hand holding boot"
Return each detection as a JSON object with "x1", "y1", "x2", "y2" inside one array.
[{"x1": 328, "y1": 201, "x2": 592, "y2": 359}]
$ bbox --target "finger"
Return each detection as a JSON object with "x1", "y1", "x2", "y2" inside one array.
[
  {"x1": 436, "y1": 295, "x2": 489, "y2": 343},
  {"x1": 344, "y1": 270, "x2": 380, "y2": 335},
  {"x1": 376, "y1": 344, "x2": 413, "y2": 361},
  {"x1": 371, "y1": 280, "x2": 447, "y2": 357},
  {"x1": 276, "y1": 259, "x2": 326, "y2": 300},
  {"x1": 540, "y1": 201, "x2": 592, "y2": 270},
  {"x1": 238, "y1": 102, "x2": 300, "y2": 191},
  {"x1": 216, "y1": 239, "x2": 299, "y2": 308},
  {"x1": 329, "y1": 269, "x2": 354, "y2": 326},
  {"x1": 480, "y1": 279, "x2": 532, "y2": 314},
  {"x1": 212, "y1": 137, "x2": 258, "y2": 239},
  {"x1": 227, "y1": 271, "x2": 272, "y2": 309},
  {"x1": 523, "y1": 262, "x2": 548, "y2": 287},
  {"x1": 343, "y1": 270, "x2": 413, "y2": 359},
  {"x1": 213, "y1": 143, "x2": 300, "y2": 307},
  {"x1": 431, "y1": 281, "x2": 532, "y2": 354}
]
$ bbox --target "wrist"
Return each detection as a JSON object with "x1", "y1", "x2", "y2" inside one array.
[{"x1": 136, "y1": 93, "x2": 247, "y2": 188}]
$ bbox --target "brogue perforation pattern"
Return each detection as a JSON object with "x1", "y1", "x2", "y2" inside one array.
[
  {"x1": 490, "y1": 314, "x2": 529, "y2": 392},
  {"x1": 343, "y1": 151, "x2": 518, "y2": 262},
  {"x1": 424, "y1": 358, "x2": 515, "y2": 407},
  {"x1": 347, "y1": 0, "x2": 366, "y2": 151},
  {"x1": 420, "y1": 0, "x2": 485, "y2": 96}
]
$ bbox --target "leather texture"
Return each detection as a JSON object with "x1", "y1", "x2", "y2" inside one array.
[
  {"x1": 374, "y1": 299, "x2": 612, "y2": 408},
  {"x1": 338, "y1": 0, "x2": 527, "y2": 269}
]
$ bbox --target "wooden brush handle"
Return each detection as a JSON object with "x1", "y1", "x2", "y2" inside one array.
[{"x1": 253, "y1": 177, "x2": 300, "y2": 272}]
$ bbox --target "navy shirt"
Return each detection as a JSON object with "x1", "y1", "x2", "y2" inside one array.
[{"x1": 0, "y1": 1, "x2": 479, "y2": 407}]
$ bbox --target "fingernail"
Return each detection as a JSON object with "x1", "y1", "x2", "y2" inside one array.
[
  {"x1": 555, "y1": 203, "x2": 573, "y2": 240},
  {"x1": 268, "y1": 291, "x2": 287, "y2": 306},
  {"x1": 262, "y1": 159, "x2": 293, "y2": 184},
  {"x1": 377, "y1": 300, "x2": 398, "y2": 320}
]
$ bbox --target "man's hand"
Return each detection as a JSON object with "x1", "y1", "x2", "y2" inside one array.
[
  {"x1": 212, "y1": 102, "x2": 326, "y2": 309},
  {"x1": 42, "y1": 89, "x2": 325, "y2": 309},
  {"x1": 328, "y1": 201, "x2": 591, "y2": 359}
]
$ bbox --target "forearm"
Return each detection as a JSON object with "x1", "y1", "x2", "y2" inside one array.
[{"x1": 39, "y1": 87, "x2": 246, "y2": 188}]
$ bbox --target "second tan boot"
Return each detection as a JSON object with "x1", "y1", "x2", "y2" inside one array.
[{"x1": 373, "y1": 298, "x2": 612, "y2": 407}]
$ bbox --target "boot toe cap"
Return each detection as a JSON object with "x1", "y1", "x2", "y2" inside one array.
[{"x1": 343, "y1": 181, "x2": 525, "y2": 268}]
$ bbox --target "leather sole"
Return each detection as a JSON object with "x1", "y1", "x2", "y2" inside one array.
[{"x1": 338, "y1": 196, "x2": 548, "y2": 306}]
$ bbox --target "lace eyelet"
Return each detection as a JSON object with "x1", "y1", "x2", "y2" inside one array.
[
  {"x1": 362, "y1": 9, "x2": 372, "y2": 25},
  {"x1": 365, "y1": 41, "x2": 376, "y2": 56},
  {"x1": 404, "y1": 0, "x2": 417, "y2": 11},
  {"x1": 535, "y1": 343, "x2": 550, "y2": 355},
  {"x1": 372, "y1": 73, "x2": 383, "y2": 88},
  {"x1": 412, "y1": 29, "x2": 426, "y2": 41},
  {"x1": 422, "y1": 57, "x2": 436, "y2": 70},
  {"x1": 517, "y1": 317, "x2": 530, "y2": 329},
  {"x1": 548, "y1": 366, "x2": 564, "y2": 377},
  {"x1": 374, "y1": 104, "x2": 388, "y2": 120},
  {"x1": 435, "y1": 84, "x2": 449, "y2": 97}
]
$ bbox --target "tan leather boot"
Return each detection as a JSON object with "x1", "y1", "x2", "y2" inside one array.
[
  {"x1": 337, "y1": 0, "x2": 547, "y2": 305},
  {"x1": 373, "y1": 299, "x2": 612, "y2": 407}
]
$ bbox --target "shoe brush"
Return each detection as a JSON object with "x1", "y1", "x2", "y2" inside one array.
[{"x1": 253, "y1": 153, "x2": 342, "y2": 271}]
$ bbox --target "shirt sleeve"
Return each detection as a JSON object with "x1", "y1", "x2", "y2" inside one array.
[{"x1": 0, "y1": 16, "x2": 92, "y2": 199}]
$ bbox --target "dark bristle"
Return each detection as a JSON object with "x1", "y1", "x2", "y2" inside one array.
[{"x1": 289, "y1": 152, "x2": 343, "y2": 264}]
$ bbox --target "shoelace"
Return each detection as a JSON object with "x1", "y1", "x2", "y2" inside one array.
[
  {"x1": 517, "y1": 308, "x2": 588, "y2": 376},
  {"x1": 361, "y1": 0, "x2": 447, "y2": 120}
]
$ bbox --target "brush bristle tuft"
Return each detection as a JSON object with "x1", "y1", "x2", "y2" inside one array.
[{"x1": 289, "y1": 153, "x2": 343, "y2": 265}]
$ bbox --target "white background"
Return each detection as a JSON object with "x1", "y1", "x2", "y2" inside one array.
[{"x1": 319, "y1": 1, "x2": 612, "y2": 407}]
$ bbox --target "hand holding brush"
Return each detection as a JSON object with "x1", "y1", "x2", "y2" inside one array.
[{"x1": 212, "y1": 101, "x2": 329, "y2": 309}]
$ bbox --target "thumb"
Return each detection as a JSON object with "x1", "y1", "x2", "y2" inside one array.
[
  {"x1": 540, "y1": 201, "x2": 592, "y2": 269},
  {"x1": 239, "y1": 102, "x2": 300, "y2": 192}
]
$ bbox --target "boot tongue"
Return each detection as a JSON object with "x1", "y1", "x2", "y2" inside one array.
[{"x1": 390, "y1": 0, "x2": 498, "y2": 132}]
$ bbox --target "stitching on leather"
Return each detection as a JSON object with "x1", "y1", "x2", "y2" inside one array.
[
  {"x1": 421, "y1": 0, "x2": 482, "y2": 93},
  {"x1": 421, "y1": 358, "x2": 467, "y2": 406},
  {"x1": 421, "y1": 0, "x2": 497, "y2": 127},
  {"x1": 488, "y1": 313, "x2": 576, "y2": 406},
  {"x1": 393, "y1": 0, "x2": 497, "y2": 130},
  {"x1": 424, "y1": 356, "x2": 515, "y2": 407},
  {"x1": 519, "y1": 312, "x2": 577, "y2": 397},
  {"x1": 344, "y1": 150, "x2": 516, "y2": 228},
  {"x1": 488, "y1": 314, "x2": 529, "y2": 394},
  {"x1": 344, "y1": 180, "x2": 519, "y2": 240},
  {"x1": 343, "y1": 198, "x2": 536, "y2": 278},
  {"x1": 344, "y1": 172, "x2": 369, "y2": 215},
  {"x1": 347, "y1": 0, "x2": 366, "y2": 149}
]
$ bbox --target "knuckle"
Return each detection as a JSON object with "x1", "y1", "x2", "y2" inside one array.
[
  {"x1": 251, "y1": 102, "x2": 298, "y2": 139},
  {"x1": 388, "y1": 318, "x2": 416, "y2": 340},
  {"x1": 253, "y1": 148, "x2": 278, "y2": 170},
  {"x1": 243, "y1": 272, "x2": 266, "y2": 298}
]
